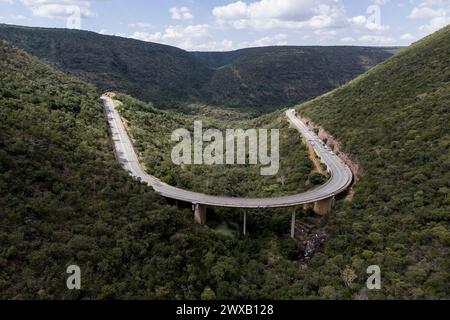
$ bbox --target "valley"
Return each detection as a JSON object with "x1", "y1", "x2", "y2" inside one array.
[
  {"x1": 0, "y1": 24, "x2": 396, "y2": 114},
  {"x1": 111, "y1": 93, "x2": 318, "y2": 198},
  {"x1": 0, "y1": 39, "x2": 320, "y2": 299},
  {"x1": 0, "y1": 19, "x2": 449, "y2": 301},
  {"x1": 102, "y1": 94, "x2": 352, "y2": 213}
]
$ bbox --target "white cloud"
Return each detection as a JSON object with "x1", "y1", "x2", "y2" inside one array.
[
  {"x1": 409, "y1": 1, "x2": 450, "y2": 34},
  {"x1": 99, "y1": 29, "x2": 126, "y2": 38},
  {"x1": 418, "y1": 15, "x2": 450, "y2": 32},
  {"x1": 239, "y1": 33, "x2": 288, "y2": 47},
  {"x1": 315, "y1": 29, "x2": 337, "y2": 36},
  {"x1": 350, "y1": 15, "x2": 367, "y2": 26},
  {"x1": 214, "y1": 0, "x2": 334, "y2": 21},
  {"x1": 31, "y1": 4, "x2": 92, "y2": 19},
  {"x1": 170, "y1": 7, "x2": 193, "y2": 21},
  {"x1": 192, "y1": 39, "x2": 234, "y2": 51},
  {"x1": 212, "y1": 1, "x2": 247, "y2": 20},
  {"x1": 400, "y1": 33, "x2": 415, "y2": 40},
  {"x1": 130, "y1": 24, "x2": 210, "y2": 50},
  {"x1": 358, "y1": 35, "x2": 396, "y2": 45},
  {"x1": 129, "y1": 25, "x2": 290, "y2": 51},
  {"x1": 212, "y1": 0, "x2": 349, "y2": 31},
  {"x1": 372, "y1": 0, "x2": 389, "y2": 5},
  {"x1": 340, "y1": 36, "x2": 356, "y2": 43},
  {"x1": 10, "y1": 14, "x2": 26, "y2": 19},
  {"x1": 408, "y1": 7, "x2": 446, "y2": 19},
  {"x1": 16, "y1": 0, "x2": 94, "y2": 19},
  {"x1": 211, "y1": 0, "x2": 394, "y2": 34},
  {"x1": 0, "y1": 13, "x2": 27, "y2": 20},
  {"x1": 129, "y1": 22, "x2": 152, "y2": 29},
  {"x1": 365, "y1": 21, "x2": 390, "y2": 31},
  {"x1": 184, "y1": 33, "x2": 289, "y2": 51},
  {"x1": 350, "y1": 14, "x2": 390, "y2": 31}
]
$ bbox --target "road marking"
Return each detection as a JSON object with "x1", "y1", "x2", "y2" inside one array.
[{"x1": 102, "y1": 97, "x2": 353, "y2": 208}]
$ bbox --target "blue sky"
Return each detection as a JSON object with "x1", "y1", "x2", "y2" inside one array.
[{"x1": 1, "y1": 0, "x2": 449, "y2": 51}]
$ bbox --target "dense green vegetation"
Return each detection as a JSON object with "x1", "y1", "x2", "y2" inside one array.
[
  {"x1": 0, "y1": 39, "x2": 324, "y2": 300},
  {"x1": 114, "y1": 93, "x2": 321, "y2": 197},
  {"x1": 0, "y1": 24, "x2": 212, "y2": 109},
  {"x1": 1, "y1": 21, "x2": 449, "y2": 300},
  {"x1": 293, "y1": 25, "x2": 450, "y2": 299},
  {"x1": 197, "y1": 46, "x2": 397, "y2": 111},
  {"x1": 0, "y1": 23, "x2": 394, "y2": 114}
]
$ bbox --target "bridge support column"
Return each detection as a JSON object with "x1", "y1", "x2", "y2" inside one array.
[
  {"x1": 243, "y1": 212, "x2": 247, "y2": 236},
  {"x1": 291, "y1": 210, "x2": 296, "y2": 239},
  {"x1": 313, "y1": 197, "x2": 335, "y2": 216},
  {"x1": 193, "y1": 204, "x2": 207, "y2": 225}
]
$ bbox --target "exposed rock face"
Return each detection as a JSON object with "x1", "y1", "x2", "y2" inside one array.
[
  {"x1": 301, "y1": 116, "x2": 361, "y2": 179},
  {"x1": 313, "y1": 197, "x2": 335, "y2": 216},
  {"x1": 104, "y1": 91, "x2": 117, "y2": 98}
]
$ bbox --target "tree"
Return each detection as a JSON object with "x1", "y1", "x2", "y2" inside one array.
[{"x1": 201, "y1": 287, "x2": 216, "y2": 300}]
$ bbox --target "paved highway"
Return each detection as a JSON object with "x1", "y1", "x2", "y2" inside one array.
[{"x1": 102, "y1": 96, "x2": 353, "y2": 208}]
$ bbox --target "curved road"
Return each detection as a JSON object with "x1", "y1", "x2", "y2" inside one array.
[{"x1": 102, "y1": 96, "x2": 353, "y2": 208}]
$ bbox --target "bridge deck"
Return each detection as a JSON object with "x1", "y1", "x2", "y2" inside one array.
[{"x1": 102, "y1": 96, "x2": 353, "y2": 208}]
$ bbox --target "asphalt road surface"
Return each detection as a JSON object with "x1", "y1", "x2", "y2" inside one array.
[{"x1": 102, "y1": 96, "x2": 353, "y2": 208}]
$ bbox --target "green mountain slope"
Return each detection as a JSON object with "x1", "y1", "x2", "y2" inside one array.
[
  {"x1": 2, "y1": 20, "x2": 448, "y2": 299},
  {"x1": 197, "y1": 46, "x2": 397, "y2": 111},
  {"x1": 112, "y1": 93, "x2": 321, "y2": 198},
  {"x1": 0, "y1": 38, "x2": 182, "y2": 298},
  {"x1": 0, "y1": 24, "x2": 213, "y2": 108},
  {"x1": 294, "y1": 25, "x2": 450, "y2": 299},
  {"x1": 0, "y1": 40, "x2": 319, "y2": 300},
  {"x1": 0, "y1": 24, "x2": 394, "y2": 113}
]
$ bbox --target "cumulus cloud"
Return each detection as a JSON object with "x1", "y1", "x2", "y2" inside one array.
[
  {"x1": 0, "y1": 13, "x2": 27, "y2": 20},
  {"x1": 239, "y1": 33, "x2": 288, "y2": 48},
  {"x1": 372, "y1": 0, "x2": 389, "y2": 5},
  {"x1": 418, "y1": 15, "x2": 450, "y2": 32},
  {"x1": 99, "y1": 29, "x2": 126, "y2": 38},
  {"x1": 340, "y1": 36, "x2": 356, "y2": 43},
  {"x1": 408, "y1": 0, "x2": 450, "y2": 34},
  {"x1": 212, "y1": 0, "x2": 349, "y2": 31},
  {"x1": 32, "y1": 4, "x2": 92, "y2": 19},
  {"x1": 130, "y1": 24, "x2": 211, "y2": 50},
  {"x1": 214, "y1": 0, "x2": 334, "y2": 21},
  {"x1": 11, "y1": 0, "x2": 95, "y2": 19},
  {"x1": 212, "y1": 0, "x2": 393, "y2": 34},
  {"x1": 409, "y1": 7, "x2": 446, "y2": 19},
  {"x1": 349, "y1": 14, "x2": 390, "y2": 31},
  {"x1": 129, "y1": 24, "x2": 291, "y2": 51},
  {"x1": 170, "y1": 7, "x2": 193, "y2": 21},
  {"x1": 192, "y1": 39, "x2": 234, "y2": 51},
  {"x1": 400, "y1": 33, "x2": 415, "y2": 40},
  {"x1": 358, "y1": 34, "x2": 396, "y2": 45}
]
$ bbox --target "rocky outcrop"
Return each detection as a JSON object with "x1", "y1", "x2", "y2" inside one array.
[{"x1": 301, "y1": 116, "x2": 361, "y2": 179}]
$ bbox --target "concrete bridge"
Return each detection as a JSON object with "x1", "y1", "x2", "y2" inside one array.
[{"x1": 102, "y1": 96, "x2": 353, "y2": 235}]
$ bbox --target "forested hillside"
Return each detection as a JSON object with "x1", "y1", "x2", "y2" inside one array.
[
  {"x1": 1, "y1": 20, "x2": 448, "y2": 300},
  {"x1": 197, "y1": 46, "x2": 397, "y2": 111},
  {"x1": 113, "y1": 94, "x2": 323, "y2": 197},
  {"x1": 293, "y1": 25, "x2": 450, "y2": 299},
  {"x1": 0, "y1": 40, "x2": 317, "y2": 299},
  {"x1": 0, "y1": 24, "x2": 394, "y2": 113},
  {"x1": 0, "y1": 24, "x2": 212, "y2": 108}
]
